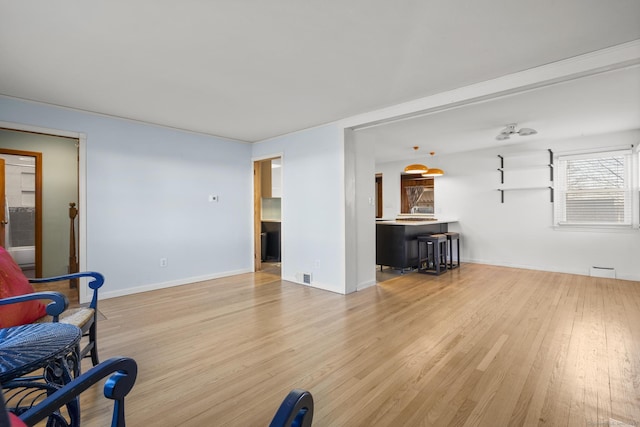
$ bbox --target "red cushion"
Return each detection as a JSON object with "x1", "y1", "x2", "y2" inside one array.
[
  {"x1": 8, "y1": 413, "x2": 28, "y2": 427},
  {"x1": 0, "y1": 246, "x2": 46, "y2": 328}
]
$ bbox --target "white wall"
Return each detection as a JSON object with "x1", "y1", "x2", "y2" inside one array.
[
  {"x1": 377, "y1": 130, "x2": 640, "y2": 281},
  {"x1": 376, "y1": 165, "x2": 403, "y2": 220},
  {"x1": 1, "y1": 96, "x2": 254, "y2": 299},
  {"x1": 252, "y1": 124, "x2": 347, "y2": 293},
  {"x1": 347, "y1": 130, "x2": 376, "y2": 292}
]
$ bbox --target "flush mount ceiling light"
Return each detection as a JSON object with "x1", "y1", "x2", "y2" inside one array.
[{"x1": 496, "y1": 123, "x2": 538, "y2": 141}]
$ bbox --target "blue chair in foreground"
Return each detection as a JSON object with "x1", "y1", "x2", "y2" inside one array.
[
  {"x1": 0, "y1": 246, "x2": 105, "y2": 368},
  {"x1": 269, "y1": 389, "x2": 314, "y2": 427},
  {"x1": 0, "y1": 356, "x2": 137, "y2": 427},
  {"x1": 0, "y1": 375, "x2": 309, "y2": 427},
  {"x1": 30, "y1": 272, "x2": 105, "y2": 366}
]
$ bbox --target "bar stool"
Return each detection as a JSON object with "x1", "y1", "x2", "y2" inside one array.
[
  {"x1": 417, "y1": 234, "x2": 448, "y2": 275},
  {"x1": 444, "y1": 232, "x2": 461, "y2": 269}
]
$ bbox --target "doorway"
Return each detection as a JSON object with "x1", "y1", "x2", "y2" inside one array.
[
  {"x1": 375, "y1": 174, "x2": 383, "y2": 218},
  {"x1": 0, "y1": 151, "x2": 41, "y2": 278},
  {"x1": 253, "y1": 156, "x2": 282, "y2": 275},
  {"x1": 0, "y1": 128, "x2": 80, "y2": 303}
]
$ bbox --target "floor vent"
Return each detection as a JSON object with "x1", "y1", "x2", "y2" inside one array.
[{"x1": 590, "y1": 266, "x2": 616, "y2": 278}]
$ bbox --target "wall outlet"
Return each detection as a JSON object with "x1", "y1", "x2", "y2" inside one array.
[
  {"x1": 160, "y1": 258, "x2": 168, "y2": 267},
  {"x1": 314, "y1": 259, "x2": 321, "y2": 269}
]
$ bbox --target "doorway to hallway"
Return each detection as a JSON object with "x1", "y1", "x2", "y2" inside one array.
[
  {"x1": 253, "y1": 156, "x2": 282, "y2": 275},
  {"x1": 0, "y1": 128, "x2": 79, "y2": 301}
]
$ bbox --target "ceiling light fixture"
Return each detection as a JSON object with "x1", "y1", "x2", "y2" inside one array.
[
  {"x1": 422, "y1": 168, "x2": 444, "y2": 177},
  {"x1": 404, "y1": 147, "x2": 445, "y2": 176},
  {"x1": 496, "y1": 123, "x2": 538, "y2": 141},
  {"x1": 422, "y1": 151, "x2": 444, "y2": 177},
  {"x1": 404, "y1": 146, "x2": 429, "y2": 174},
  {"x1": 404, "y1": 163, "x2": 429, "y2": 174}
]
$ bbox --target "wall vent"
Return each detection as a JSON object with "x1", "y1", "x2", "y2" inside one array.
[
  {"x1": 590, "y1": 266, "x2": 616, "y2": 278},
  {"x1": 303, "y1": 273, "x2": 312, "y2": 284}
]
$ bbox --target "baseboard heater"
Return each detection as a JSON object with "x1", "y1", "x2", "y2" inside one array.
[{"x1": 590, "y1": 266, "x2": 616, "y2": 278}]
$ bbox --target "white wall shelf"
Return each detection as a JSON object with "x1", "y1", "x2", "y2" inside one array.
[{"x1": 497, "y1": 149, "x2": 554, "y2": 203}]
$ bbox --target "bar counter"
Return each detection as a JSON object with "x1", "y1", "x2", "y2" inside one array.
[{"x1": 376, "y1": 219, "x2": 458, "y2": 271}]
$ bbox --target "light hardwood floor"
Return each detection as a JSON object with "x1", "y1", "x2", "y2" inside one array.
[{"x1": 78, "y1": 264, "x2": 640, "y2": 426}]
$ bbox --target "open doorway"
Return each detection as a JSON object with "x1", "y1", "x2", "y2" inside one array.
[
  {"x1": 253, "y1": 156, "x2": 282, "y2": 275},
  {"x1": 375, "y1": 173, "x2": 383, "y2": 218},
  {"x1": 0, "y1": 128, "x2": 79, "y2": 304},
  {"x1": 0, "y1": 152, "x2": 41, "y2": 278}
]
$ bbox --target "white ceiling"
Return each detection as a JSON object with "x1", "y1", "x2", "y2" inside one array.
[
  {"x1": 361, "y1": 65, "x2": 640, "y2": 163},
  {"x1": 1, "y1": 1, "x2": 640, "y2": 145}
]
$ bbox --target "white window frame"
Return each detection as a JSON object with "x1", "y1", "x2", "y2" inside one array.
[{"x1": 554, "y1": 148, "x2": 639, "y2": 230}]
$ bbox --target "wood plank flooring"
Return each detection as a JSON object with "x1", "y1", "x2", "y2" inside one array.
[{"x1": 77, "y1": 264, "x2": 640, "y2": 426}]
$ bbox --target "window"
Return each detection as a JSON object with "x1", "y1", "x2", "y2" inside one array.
[{"x1": 554, "y1": 149, "x2": 635, "y2": 227}]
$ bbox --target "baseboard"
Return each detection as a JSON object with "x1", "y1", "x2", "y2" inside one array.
[
  {"x1": 356, "y1": 280, "x2": 377, "y2": 292},
  {"x1": 282, "y1": 275, "x2": 346, "y2": 295},
  {"x1": 463, "y1": 258, "x2": 640, "y2": 282},
  {"x1": 98, "y1": 268, "x2": 253, "y2": 300}
]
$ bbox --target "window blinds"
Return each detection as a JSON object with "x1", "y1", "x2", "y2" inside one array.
[{"x1": 555, "y1": 150, "x2": 632, "y2": 226}]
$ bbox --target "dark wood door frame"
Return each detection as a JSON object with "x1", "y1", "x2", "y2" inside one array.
[
  {"x1": 375, "y1": 174, "x2": 383, "y2": 218},
  {"x1": 253, "y1": 160, "x2": 263, "y2": 272}
]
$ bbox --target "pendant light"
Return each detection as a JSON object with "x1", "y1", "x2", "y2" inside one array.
[
  {"x1": 422, "y1": 151, "x2": 444, "y2": 176},
  {"x1": 422, "y1": 168, "x2": 444, "y2": 177},
  {"x1": 404, "y1": 163, "x2": 429, "y2": 174},
  {"x1": 404, "y1": 146, "x2": 429, "y2": 174}
]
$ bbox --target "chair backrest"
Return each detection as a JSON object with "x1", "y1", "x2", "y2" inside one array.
[{"x1": 269, "y1": 389, "x2": 314, "y2": 427}]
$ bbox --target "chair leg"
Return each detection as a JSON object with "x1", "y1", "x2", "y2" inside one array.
[{"x1": 90, "y1": 322, "x2": 99, "y2": 366}]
